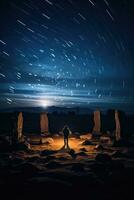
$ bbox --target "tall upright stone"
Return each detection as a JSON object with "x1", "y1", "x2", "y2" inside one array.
[
  {"x1": 17, "y1": 112, "x2": 23, "y2": 141},
  {"x1": 40, "y1": 113, "x2": 49, "y2": 134},
  {"x1": 93, "y1": 110, "x2": 101, "y2": 133},
  {"x1": 115, "y1": 110, "x2": 121, "y2": 141}
]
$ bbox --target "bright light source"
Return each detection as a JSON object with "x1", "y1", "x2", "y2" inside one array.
[{"x1": 40, "y1": 99, "x2": 52, "y2": 107}]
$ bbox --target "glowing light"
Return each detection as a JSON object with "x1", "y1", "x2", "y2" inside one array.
[{"x1": 40, "y1": 99, "x2": 52, "y2": 107}]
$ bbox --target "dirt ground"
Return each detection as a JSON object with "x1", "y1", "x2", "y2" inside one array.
[{"x1": 1, "y1": 134, "x2": 134, "y2": 200}]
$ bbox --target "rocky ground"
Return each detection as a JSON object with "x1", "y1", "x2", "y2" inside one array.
[{"x1": 0, "y1": 134, "x2": 134, "y2": 200}]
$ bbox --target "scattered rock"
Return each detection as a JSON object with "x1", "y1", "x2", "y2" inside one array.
[
  {"x1": 100, "y1": 136, "x2": 111, "y2": 144},
  {"x1": 41, "y1": 137, "x2": 54, "y2": 144},
  {"x1": 68, "y1": 149, "x2": 77, "y2": 159},
  {"x1": 40, "y1": 150, "x2": 57, "y2": 156},
  {"x1": 80, "y1": 134, "x2": 92, "y2": 140},
  {"x1": 95, "y1": 144, "x2": 104, "y2": 151},
  {"x1": 58, "y1": 157, "x2": 69, "y2": 161},
  {"x1": 27, "y1": 136, "x2": 42, "y2": 145},
  {"x1": 43, "y1": 155, "x2": 56, "y2": 162},
  {"x1": 79, "y1": 147, "x2": 87, "y2": 152},
  {"x1": 82, "y1": 140, "x2": 94, "y2": 146},
  {"x1": 26, "y1": 149, "x2": 40, "y2": 154}
]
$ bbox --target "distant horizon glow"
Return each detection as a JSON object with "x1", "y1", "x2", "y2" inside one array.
[{"x1": 39, "y1": 99, "x2": 54, "y2": 108}]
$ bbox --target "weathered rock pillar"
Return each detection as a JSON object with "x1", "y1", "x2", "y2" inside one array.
[
  {"x1": 17, "y1": 112, "x2": 23, "y2": 141},
  {"x1": 115, "y1": 110, "x2": 121, "y2": 141},
  {"x1": 93, "y1": 110, "x2": 101, "y2": 133},
  {"x1": 40, "y1": 113, "x2": 49, "y2": 134}
]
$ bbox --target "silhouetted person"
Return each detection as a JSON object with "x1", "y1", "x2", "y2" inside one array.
[{"x1": 62, "y1": 125, "x2": 71, "y2": 148}]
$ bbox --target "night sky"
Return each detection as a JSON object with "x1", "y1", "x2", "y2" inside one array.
[{"x1": 0, "y1": 0, "x2": 134, "y2": 112}]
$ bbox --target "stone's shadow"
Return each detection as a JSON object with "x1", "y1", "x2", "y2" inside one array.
[{"x1": 58, "y1": 145, "x2": 71, "y2": 153}]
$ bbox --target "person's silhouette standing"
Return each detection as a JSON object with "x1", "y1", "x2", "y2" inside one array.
[{"x1": 62, "y1": 125, "x2": 71, "y2": 148}]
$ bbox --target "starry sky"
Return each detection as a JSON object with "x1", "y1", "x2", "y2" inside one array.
[{"x1": 0, "y1": 0, "x2": 134, "y2": 112}]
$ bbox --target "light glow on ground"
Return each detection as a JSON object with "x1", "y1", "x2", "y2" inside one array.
[{"x1": 30, "y1": 135, "x2": 96, "y2": 154}]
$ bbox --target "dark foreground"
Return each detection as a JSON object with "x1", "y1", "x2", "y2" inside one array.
[{"x1": 1, "y1": 134, "x2": 134, "y2": 200}]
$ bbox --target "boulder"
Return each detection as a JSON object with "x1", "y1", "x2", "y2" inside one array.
[
  {"x1": 79, "y1": 147, "x2": 87, "y2": 152},
  {"x1": 41, "y1": 137, "x2": 54, "y2": 144},
  {"x1": 80, "y1": 134, "x2": 92, "y2": 140},
  {"x1": 68, "y1": 149, "x2": 77, "y2": 159},
  {"x1": 82, "y1": 140, "x2": 94, "y2": 146}
]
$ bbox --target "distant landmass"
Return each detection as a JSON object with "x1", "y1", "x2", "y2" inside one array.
[
  {"x1": 0, "y1": 104, "x2": 134, "y2": 114},
  {"x1": 0, "y1": 106, "x2": 94, "y2": 114}
]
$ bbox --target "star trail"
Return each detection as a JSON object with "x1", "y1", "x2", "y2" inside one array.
[{"x1": 0, "y1": 0, "x2": 134, "y2": 112}]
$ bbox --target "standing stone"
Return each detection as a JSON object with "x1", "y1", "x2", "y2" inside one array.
[
  {"x1": 17, "y1": 112, "x2": 23, "y2": 141},
  {"x1": 40, "y1": 113, "x2": 49, "y2": 134},
  {"x1": 115, "y1": 110, "x2": 121, "y2": 141},
  {"x1": 93, "y1": 110, "x2": 101, "y2": 133}
]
